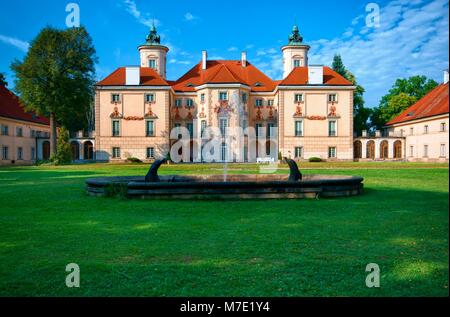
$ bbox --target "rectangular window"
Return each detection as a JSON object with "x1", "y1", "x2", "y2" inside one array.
[
  {"x1": 31, "y1": 130, "x2": 36, "y2": 138},
  {"x1": 294, "y1": 94, "x2": 303, "y2": 103},
  {"x1": 267, "y1": 99, "x2": 274, "y2": 107},
  {"x1": 295, "y1": 120, "x2": 303, "y2": 137},
  {"x1": 145, "y1": 93, "x2": 155, "y2": 103},
  {"x1": 112, "y1": 120, "x2": 120, "y2": 137},
  {"x1": 219, "y1": 92, "x2": 228, "y2": 101},
  {"x1": 201, "y1": 120, "x2": 207, "y2": 136},
  {"x1": 328, "y1": 147, "x2": 337, "y2": 158},
  {"x1": 328, "y1": 120, "x2": 337, "y2": 137},
  {"x1": 1, "y1": 125, "x2": 8, "y2": 135},
  {"x1": 219, "y1": 119, "x2": 228, "y2": 136},
  {"x1": 295, "y1": 146, "x2": 303, "y2": 158},
  {"x1": 293, "y1": 59, "x2": 301, "y2": 67},
  {"x1": 328, "y1": 94, "x2": 338, "y2": 102},
  {"x1": 149, "y1": 59, "x2": 156, "y2": 69},
  {"x1": 2, "y1": 146, "x2": 8, "y2": 160},
  {"x1": 186, "y1": 98, "x2": 194, "y2": 107},
  {"x1": 112, "y1": 147, "x2": 120, "y2": 159},
  {"x1": 111, "y1": 94, "x2": 120, "y2": 103},
  {"x1": 17, "y1": 147, "x2": 23, "y2": 160},
  {"x1": 440, "y1": 144, "x2": 446, "y2": 157},
  {"x1": 409, "y1": 146, "x2": 414, "y2": 157},
  {"x1": 440, "y1": 122, "x2": 446, "y2": 132},
  {"x1": 255, "y1": 123, "x2": 262, "y2": 137},
  {"x1": 16, "y1": 127, "x2": 23, "y2": 137},
  {"x1": 242, "y1": 93, "x2": 248, "y2": 103},
  {"x1": 410, "y1": 127, "x2": 414, "y2": 135},
  {"x1": 255, "y1": 99, "x2": 263, "y2": 107},
  {"x1": 424, "y1": 125, "x2": 428, "y2": 134},
  {"x1": 146, "y1": 120, "x2": 154, "y2": 137},
  {"x1": 267, "y1": 123, "x2": 275, "y2": 138},
  {"x1": 31, "y1": 147, "x2": 35, "y2": 160},
  {"x1": 146, "y1": 147, "x2": 155, "y2": 159},
  {"x1": 423, "y1": 145, "x2": 428, "y2": 157},
  {"x1": 200, "y1": 93, "x2": 205, "y2": 103},
  {"x1": 186, "y1": 123, "x2": 194, "y2": 138}
]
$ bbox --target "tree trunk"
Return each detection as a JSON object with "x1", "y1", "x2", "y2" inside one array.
[{"x1": 50, "y1": 113, "x2": 57, "y2": 157}]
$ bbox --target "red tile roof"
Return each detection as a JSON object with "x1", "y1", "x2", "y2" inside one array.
[
  {"x1": 386, "y1": 83, "x2": 449, "y2": 126},
  {"x1": 96, "y1": 63, "x2": 354, "y2": 91},
  {"x1": 280, "y1": 66, "x2": 353, "y2": 86},
  {"x1": 172, "y1": 60, "x2": 276, "y2": 92},
  {"x1": 96, "y1": 67, "x2": 169, "y2": 86},
  {"x1": 0, "y1": 85, "x2": 49, "y2": 125}
]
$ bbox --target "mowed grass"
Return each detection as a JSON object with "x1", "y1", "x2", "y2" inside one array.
[{"x1": 0, "y1": 162, "x2": 448, "y2": 296}]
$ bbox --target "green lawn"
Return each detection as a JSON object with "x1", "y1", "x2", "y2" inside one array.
[{"x1": 0, "y1": 162, "x2": 448, "y2": 296}]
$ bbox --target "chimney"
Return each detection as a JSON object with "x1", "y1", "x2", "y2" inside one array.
[
  {"x1": 308, "y1": 65, "x2": 323, "y2": 85},
  {"x1": 444, "y1": 69, "x2": 449, "y2": 84},
  {"x1": 125, "y1": 66, "x2": 140, "y2": 85},
  {"x1": 241, "y1": 51, "x2": 247, "y2": 67},
  {"x1": 202, "y1": 50, "x2": 207, "y2": 70}
]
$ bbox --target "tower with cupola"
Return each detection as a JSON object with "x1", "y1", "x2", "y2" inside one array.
[
  {"x1": 281, "y1": 25, "x2": 310, "y2": 78},
  {"x1": 138, "y1": 23, "x2": 169, "y2": 79}
]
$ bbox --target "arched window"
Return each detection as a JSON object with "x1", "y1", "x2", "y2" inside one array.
[
  {"x1": 366, "y1": 141, "x2": 375, "y2": 159},
  {"x1": 393, "y1": 140, "x2": 402, "y2": 159},
  {"x1": 380, "y1": 140, "x2": 389, "y2": 159}
]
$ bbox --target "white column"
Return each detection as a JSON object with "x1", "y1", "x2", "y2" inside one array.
[
  {"x1": 361, "y1": 140, "x2": 367, "y2": 159},
  {"x1": 374, "y1": 140, "x2": 381, "y2": 160},
  {"x1": 388, "y1": 139, "x2": 394, "y2": 159}
]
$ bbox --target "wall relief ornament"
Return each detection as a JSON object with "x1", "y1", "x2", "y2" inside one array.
[
  {"x1": 110, "y1": 106, "x2": 122, "y2": 118},
  {"x1": 293, "y1": 105, "x2": 303, "y2": 117}
]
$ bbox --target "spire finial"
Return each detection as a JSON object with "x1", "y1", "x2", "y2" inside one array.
[{"x1": 146, "y1": 20, "x2": 161, "y2": 45}]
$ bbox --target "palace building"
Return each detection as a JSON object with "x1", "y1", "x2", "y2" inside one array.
[{"x1": 94, "y1": 25, "x2": 356, "y2": 162}]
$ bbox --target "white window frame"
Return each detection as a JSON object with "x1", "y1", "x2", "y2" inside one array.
[
  {"x1": 112, "y1": 120, "x2": 120, "y2": 137},
  {"x1": 219, "y1": 92, "x2": 228, "y2": 101},
  {"x1": 112, "y1": 147, "x2": 121, "y2": 159},
  {"x1": 328, "y1": 146, "x2": 337, "y2": 158},
  {"x1": 111, "y1": 93, "x2": 121, "y2": 103},
  {"x1": 255, "y1": 99, "x2": 263, "y2": 107},
  {"x1": 145, "y1": 93, "x2": 155, "y2": 103},
  {"x1": 2, "y1": 146, "x2": 8, "y2": 160},
  {"x1": 294, "y1": 94, "x2": 304, "y2": 103},
  {"x1": 295, "y1": 146, "x2": 303, "y2": 158},
  {"x1": 423, "y1": 144, "x2": 428, "y2": 157},
  {"x1": 267, "y1": 99, "x2": 274, "y2": 107},
  {"x1": 440, "y1": 144, "x2": 446, "y2": 157},
  {"x1": 295, "y1": 120, "x2": 303, "y2": 137},
  {"x1": 328, "y1": 93, "x2": 338, "y2": 103},
  {"x1": 424, "y1": 125, "x2": 429, "y2": 134},
  {"x1": 149, "y1": 59, "x2": 157, "y2": 69},
  {"x1": 175, "y1": 99, "x2": 182, "y2": 107},
  {"x1": 146, "y1": 120, "x2": 155, "y2": 137},
  {"x1": 17, "y1": 147, "x2": 23, "y2": 160},
  {"x1": 186, "y1": 98, "x2": 194, "y2": 107},
  {"x1": 146, "y1": 147, "x2": 155, "y2": 159},
  {"x1": 328, "y1": 120, "x2": 337, "y2": 137}
]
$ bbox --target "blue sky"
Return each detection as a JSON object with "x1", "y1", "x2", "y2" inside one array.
[{"x1": 0, "y1": 0, "x2": 448, "y2": 107}]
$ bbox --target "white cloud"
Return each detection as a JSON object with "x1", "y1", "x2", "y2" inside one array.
[
  {"x1": 227, "y1": 46, "x2": 238, "y2": 52},
  {"x1": 307, "y1": 0, "x2": 449, "y2": 106},
  {"x1": 209, "y1": 56, "x2": 225, "y2": 60},
  {"x1": 123, "y1": 0, "x2": 159, "y2": 27},
  {"x1": 0, "y1": 34, "x2": 29, "y2": 52},
  {"x1": 184, "y1": 12, "x2": 198, "y2": 21}
]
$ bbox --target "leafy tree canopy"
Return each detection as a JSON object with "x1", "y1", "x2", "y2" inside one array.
[{"x1": 11, "y1": 26, "x2": 98, "y2": 132}]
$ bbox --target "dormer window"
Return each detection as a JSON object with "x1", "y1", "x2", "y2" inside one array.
[
  {"x1": 254, "y1": 82, "x2": 262, "y2": 87},
  {"x1": 186, "y1": 83, "x2": 194, "y2": 87},
  {"x1": 149, "y1": 59, "x2": 156, "y2": 69}
]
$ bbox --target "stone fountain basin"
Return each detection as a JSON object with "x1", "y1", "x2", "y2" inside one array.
[{"x1": 85, "y1": 174, "x2": 364, "y2": 199}]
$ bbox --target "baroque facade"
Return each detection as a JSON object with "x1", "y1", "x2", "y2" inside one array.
[{"x1": 95, "y1": 25, "x2": 356, "y2": 162}]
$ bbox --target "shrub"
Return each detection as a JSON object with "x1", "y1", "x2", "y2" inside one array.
[
  {"x1": 308, "y1": 157, "x2": 322, "y2": 162},
  {"x1": 126, "y1": 157, "x2": 143, "y2": 163},
  {"x1": 54, "y1": 127, "x2": 72, "y2": 165}
]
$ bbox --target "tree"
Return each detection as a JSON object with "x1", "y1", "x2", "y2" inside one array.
[
  {"x1": 54, "y1": 127, "x2": 72, "y2": 165},
  {"x1": 11, "y1": 26, "x2": 97, "y2": 156},
  {"x1": 0, "y1": 73, "x2": 7, "y2": 86},
  {"x1": 332, "y1": 54, "x2": 371, "y2": 134},
  {"x1": 332, "y1": 54, "x2": 347, "y2": 78},
  {"x1": 371, "y1": 75, "x2": 438, "y2": 128}
]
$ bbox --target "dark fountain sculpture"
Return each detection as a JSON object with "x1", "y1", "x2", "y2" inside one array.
[{"x1": 86, "y1": 159, "x2": 363, "y2": 200}]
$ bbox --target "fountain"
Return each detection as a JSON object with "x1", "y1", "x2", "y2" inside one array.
[{"x1": 85, "y1": 159, "x2": 364, "y2": 199}]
